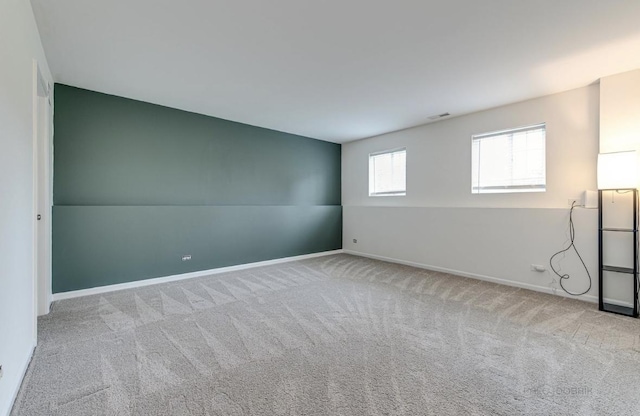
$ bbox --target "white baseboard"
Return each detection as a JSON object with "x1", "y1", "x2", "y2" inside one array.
[
  {"x1": 3, "y1": 344, "x2": 35, "y2": 416},
  {"x1": 52, "y1": 250, "x2": 343, "y2": 301},
  {"x1": 343, "y1": 249, "x2": 633, "y2": 308}
]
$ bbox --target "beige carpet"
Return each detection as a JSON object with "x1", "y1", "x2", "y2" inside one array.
[{"x1": 12, "y1": 254, "x2": 640, "y2": 415}]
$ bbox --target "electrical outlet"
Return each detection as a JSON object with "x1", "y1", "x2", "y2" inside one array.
[
  {"x1": 181, "y1": 255, "x2": 192, "y2": 261},
  {"x1": 352, "y1": 239, "x2": 358, "y2": 244}
]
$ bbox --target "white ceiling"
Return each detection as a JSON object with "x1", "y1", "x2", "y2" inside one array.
[{"x1": 31, "y1": 0, "x2": 640, "y2": 143}]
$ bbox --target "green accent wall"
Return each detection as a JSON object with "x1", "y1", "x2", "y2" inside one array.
[{"x1": 53, "y1": 84, "x2": 341, "y2": 293}]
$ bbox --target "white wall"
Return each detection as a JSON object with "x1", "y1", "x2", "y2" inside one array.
[
  {"x1": 600, "y1": 69, "x2": 640, "y2": 153},
  {"x1": 342, "y1": 86, "x2": 617, "y2": 304},
  {"x1": 344, "y1": 86, "x2": 599, "y2": 209},
  {"x1": 0, "y1": 1, "x2": 52, "y2": 415}
]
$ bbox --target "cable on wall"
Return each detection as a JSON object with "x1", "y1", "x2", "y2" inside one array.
[{"x1": 549, "y1": 201, "x2": 592, "y2": 296}]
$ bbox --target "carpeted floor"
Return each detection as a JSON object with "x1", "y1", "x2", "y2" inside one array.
[{"x1": 12, "y1": 254, "x2": 640, "y2": 415}]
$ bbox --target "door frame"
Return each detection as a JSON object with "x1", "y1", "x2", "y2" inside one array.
[{"x1": 32, "y1": 59, "x2": 53, "y2": 341}]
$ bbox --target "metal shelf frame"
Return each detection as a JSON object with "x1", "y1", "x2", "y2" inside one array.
[{"x1": 598, "y1": 189, "x2": 639, "y2": 318}]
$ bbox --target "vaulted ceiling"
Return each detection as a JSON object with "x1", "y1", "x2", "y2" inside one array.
[{"x1": 31, "y1": 0, "x2": 640, "y2": 142}]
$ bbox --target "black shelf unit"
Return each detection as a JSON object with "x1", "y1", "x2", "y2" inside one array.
[{"x1": 598, "y1": 189, "x2": 639, "y2": 317}]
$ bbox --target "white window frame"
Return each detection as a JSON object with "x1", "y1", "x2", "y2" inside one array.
[
  {"x1": 471, "y1": 123, "x2": 546, "y2": 194},
  {"x1": 369, "y1": 147, "x2": 406, "y2": 197}
]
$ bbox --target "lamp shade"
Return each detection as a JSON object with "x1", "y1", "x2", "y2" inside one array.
[{"x1": 597, "y1": 151, "x2": 639, "y2": 190}]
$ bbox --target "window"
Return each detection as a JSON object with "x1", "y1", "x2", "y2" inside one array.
[
  {"x1": 472, "y1": 123, "x2": 546, "y2": 194},
  {"x1": 369, "y1": 148, "x2": 406, "y2": 196}
]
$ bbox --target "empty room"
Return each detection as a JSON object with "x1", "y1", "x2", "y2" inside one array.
[{"x1": 3, "y1": 0, "x2": 640, "y2": 415}]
